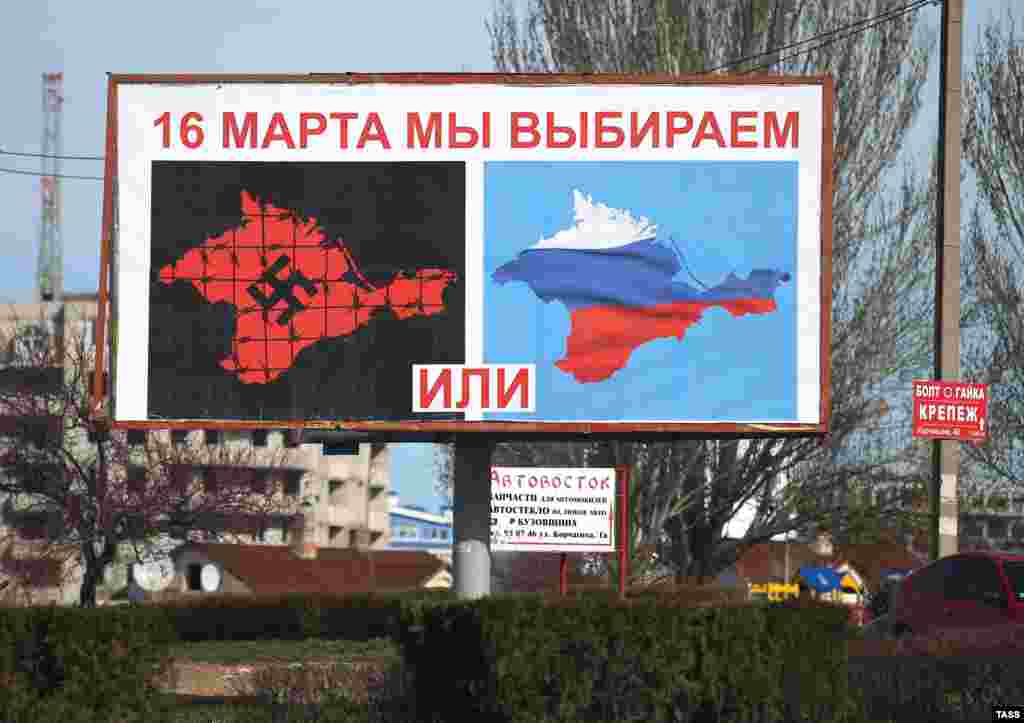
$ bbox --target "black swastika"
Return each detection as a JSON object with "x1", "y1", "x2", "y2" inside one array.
[{"x1": 247, "y1": 255, "x2": 319, "y2": 326}]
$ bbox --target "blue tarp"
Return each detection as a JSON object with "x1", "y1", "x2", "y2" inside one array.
[
  {"x1": 798, "y1": 566, "x2": 843, "y2": 593},
  {"x1": 881, "y1": 568, "x2": 913, "y2": 582}
]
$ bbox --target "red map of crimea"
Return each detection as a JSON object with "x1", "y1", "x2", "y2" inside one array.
[{"x1": 158, "y1": 191, "x2": 457, "y2": 384}]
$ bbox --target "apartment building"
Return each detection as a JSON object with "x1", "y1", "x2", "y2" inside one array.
[
  {"x1": 0, "y1": 295, "x2": 100, "y2": 603},
  {"x1": 0, "y1": 294, "x2": 391, "y2": 604},
  {"x1": 146, "y1": 428, "x2": 392, "y2": 551}
]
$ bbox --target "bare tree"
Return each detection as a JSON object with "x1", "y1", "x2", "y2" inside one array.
[
  {"x1": 961, "y1": 9, "x2": 1024, "y2": 487},
  {"x1": 485, "y1": 0, "x2": 937, "y2": 583},
  {"x1": 0, "y1": 312, "x2": 300, "y2": 606},
  {"x1": 432, "y1": 443, "x2": 454, "y2": 505},
  {"x1": 489, "y1": 0, "x2": 783, "y2": 75}
]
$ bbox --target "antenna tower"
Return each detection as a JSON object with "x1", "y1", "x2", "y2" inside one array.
[{"x1": 38, "y1": 72, "x2": 64, "y2": 302}]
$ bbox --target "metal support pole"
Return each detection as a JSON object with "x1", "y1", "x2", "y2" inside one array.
[
  {"x1": 931, "y1": 0, "x2": 963, "y2": 562},
  {"x1": 559, "y1": 553, "x2": 568, "y2": 597},
  {"x1": 618, "y1": 466, "x2": 629, "y2": 600},
  {"x1": 452, "y1": 436, "x2": 494, "y2": 599}
]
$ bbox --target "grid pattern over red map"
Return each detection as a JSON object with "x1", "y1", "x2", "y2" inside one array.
[{"x1": 158, "y1": 191, "x2": 457, "y2": 384}]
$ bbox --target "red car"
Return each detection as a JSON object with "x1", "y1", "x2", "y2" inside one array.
[{"x1": 889, "y1": 551, "x2": 1024, "y2": 638}]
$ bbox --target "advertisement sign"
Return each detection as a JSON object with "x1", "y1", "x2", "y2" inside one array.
[
  {"x1": 96, "y1": 74, "x2": 832, "y2": 436},
  {"x1": 911, "y1": 380, "x2": 988, "y2": 441},
  {"x1": 490, "y1": 466, "x2": 616, "y2": 552}
]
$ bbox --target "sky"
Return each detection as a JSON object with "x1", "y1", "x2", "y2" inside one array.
[{"x1": 0, "y1": 0, "x2": 1017, "y2": 513}]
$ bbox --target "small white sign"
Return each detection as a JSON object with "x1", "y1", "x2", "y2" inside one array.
[
  {"x1": 133, "y1": 557, "x2": 175, "y2": 592},
  {"x1": 490, "y1": 466, "x2": 616, "y2": 552},
  {"x1": 200, "y1": 563, "x2": 222, "y2": 592}
]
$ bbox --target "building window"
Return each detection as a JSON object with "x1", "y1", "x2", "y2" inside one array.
[
  {"x1": 284, "y1": 476, "x2": 301, "y2": 497},
  {"x1": 441, "y1": 529, "x2": 449, "y2": 540},
  {"x1": 203, "y1": 469, "x2": 219, "y2": 494},
  {"x1": 126, "y1": 430, "x2": 147, "y2": 446},
  {"x1": 170, "y1": 465, "x2": 193, "y2": 493},
  {"x1": 962, "y1": 518, "x2": 985, "y2": 539},
  {"x1": 187, "y1": 563, "x2": 202, "y2": 591},
  {"x1": 16, "y1": 512, "x2": 49, "y2": 540},
  {"x1": 78, "y1": 319, "x2": 96, "y2": 350},
  {"x1": 329, "y1": 526, "x2": 342, "y2": 544},
  {"x1": 205, "y1": 429, "x2": 221, "y2": 446},
  {"x1": 328, "y1": 479, "x2": 345, "y2": 505},
  {"x1": 4, "y1": 557, "x2": 61, "y2": 587},
  {"x1": 989, "y1": 518, "x2": 1008, "y2": 540},
  {"x1": 171, "y1": 430, "x2": 188, "y2": 447},
  {"x1": 284, "y1": 429, "x2": 300, "y2": 448},
  {"x1": 127, "y1": 465, "x2": 146, "y2": 495},
  {"x1": 11, "y1": 323, "x2": 50, "y2": 364},
  {"x1": 396, "y1": 524, "x2": 417, "y2": 539},
  {"x1": 253, "y1": 429, "x2": 269, "y2": 447},
  {"x1": 250, "y1": 470, "x2": 269, "y2": 495}
]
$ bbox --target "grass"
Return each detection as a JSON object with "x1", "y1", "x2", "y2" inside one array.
[
  {"x1": 158, "y1": 639, "x2": 406, "y2": 722},
  {"x1": 169, "y1": 637, "x2": 400, "y2": 665},
  {"x1": 160, "y1": 657, "x2": 409, "y2": 723}
]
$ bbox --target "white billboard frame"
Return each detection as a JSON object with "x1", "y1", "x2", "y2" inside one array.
[{"x1": 93, "y1": 73, "x2": 832, "y2": 439}]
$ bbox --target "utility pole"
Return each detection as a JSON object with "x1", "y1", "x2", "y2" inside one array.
[
  {"x1": 452, "y1": 437, "x2": 494, "y2": 598},
  {"x1": 931, "y1": 0, "x2": 963, "y2": 561}
]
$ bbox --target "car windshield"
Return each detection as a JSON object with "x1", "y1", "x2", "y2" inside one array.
[{"x1": 1003, "y1": 561, "x2": 1024, "y2": 602}]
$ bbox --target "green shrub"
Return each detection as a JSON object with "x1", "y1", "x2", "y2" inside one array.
[
  {"x1": 0, "y1": 604, "x2": 178, "y2": 722},
  {"x1": 396, "y1": 593, "x2": 870, "y2": 723},
  {"x1": 157, "y1": 590, "x2": 456, "y2": 643}
]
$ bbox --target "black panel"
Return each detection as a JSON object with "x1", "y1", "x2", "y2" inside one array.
[{"x1": 147, "y1": 162, "x2": 465, "y2": 421}]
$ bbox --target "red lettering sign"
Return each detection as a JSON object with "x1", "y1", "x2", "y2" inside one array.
[
  {"x1": 911, "y1": 380, "x2": 988, "y2": 441},
  {"x1": 413, "y1": 364, "x2": 535, "y2": 413}
]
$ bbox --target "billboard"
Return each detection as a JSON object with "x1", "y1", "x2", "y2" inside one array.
[
  {"x1": 912, "y1": 380, "x2": 988, "y2": 441},
  {"x1": 490, "y1": 466, "x2": 617, "y2": 553},
  {"x1": 95, "y1": 74, "x2": 832, "y2": 437}
]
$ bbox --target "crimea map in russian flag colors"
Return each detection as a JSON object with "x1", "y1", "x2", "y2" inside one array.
[{"x1": 492, "y1": 189, "x2": 790, "y2": 384}]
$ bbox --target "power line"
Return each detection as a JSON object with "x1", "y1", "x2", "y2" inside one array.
[
  {"x1": 0, "y1": 148, "x2": 104, "y2": 161},
  {"x1": 739, "y1": 0, "x2": 936, "y2": 75},
  {"x1": 0, "y1": 0, "x2": 939, "y2": 180},
  {"x1": 0, "y1": 166, "x2": 103, "y2": 181},
  {"x1": 702, "y1": 0, "x2": 938, "y2": 74},
  {"x1": 708, "y1": 0, "x2": 937, "y2": 73}
]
